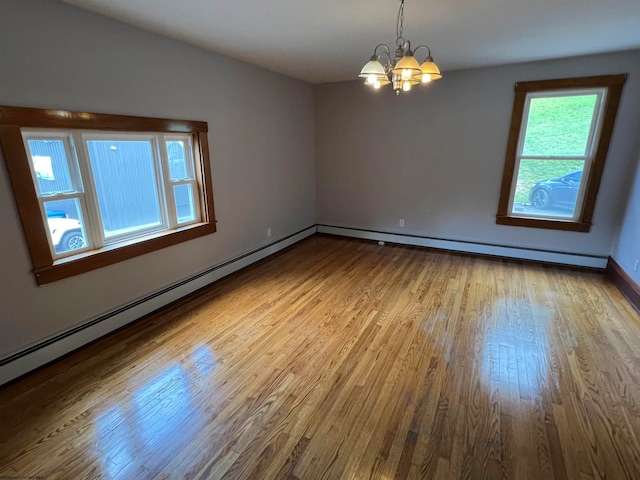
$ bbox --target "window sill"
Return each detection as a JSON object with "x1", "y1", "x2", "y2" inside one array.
[
  {"x1": 496, "y1": 215, "x2": 591, "y2": 232},
  {"x1": 34, "y1": 221, "x2": 216, "y2": 285}
]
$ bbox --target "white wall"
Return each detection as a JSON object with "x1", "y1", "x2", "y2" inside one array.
[
  {"x1": 315, "y1": 50, "x2": 640, "y2": 258},
  {"x1": 612, "y1": 152, "x2": 640, "y2": 284},
  {"x1": 0, "y1": 1, "x2": 315, "y2": 359}
]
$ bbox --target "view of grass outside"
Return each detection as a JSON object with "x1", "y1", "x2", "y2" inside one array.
[
  {"x1": 514, "y1": 160, "x2": 584, "y2": 202},
  {"x1": 514, "y1": 94, "x2": 597, "y2": 203},
  {"x1": 515, "y1": 160, "x2": 584, "y2": 202}
]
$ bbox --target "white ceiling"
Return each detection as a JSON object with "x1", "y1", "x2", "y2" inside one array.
[{"x1": 62, "y1": 0, "x2": 640, "y2": 84}]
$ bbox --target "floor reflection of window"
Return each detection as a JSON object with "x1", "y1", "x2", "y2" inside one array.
[
  {"x1": 96, "y1": 406, "x2": 136, "y2": 478},
  {"x1": 134, "y1": 364, "x2": 194, "y2": 447},
  {"x1": 192, "y1": 344, "x2": 217, "y2": 376},
  {"x1": 94, "y1": 346, "x2": 220, "y2": 478},
  {"x1": 481, "y1": 301, "x2": 550, "y2": 400}
]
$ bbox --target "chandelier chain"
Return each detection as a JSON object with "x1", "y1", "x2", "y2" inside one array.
[{"x1": 396, "y1": 0, "x2": 405, "y2": 47}]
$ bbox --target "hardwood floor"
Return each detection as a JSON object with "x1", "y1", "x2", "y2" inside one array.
[{"x1": 2, "y1": 235, "x2": 640, "y2": 480}]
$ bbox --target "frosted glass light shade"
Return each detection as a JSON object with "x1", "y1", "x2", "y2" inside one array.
[
  {"x1": 419, "y1": 58, "x2": 443, "y2": 81},
  {"x1": 358, "y1": 57, "x2": 387, "y2": 81},
  {"x1": 391, "y1": 54, "x2": 421, "y2": 78}
]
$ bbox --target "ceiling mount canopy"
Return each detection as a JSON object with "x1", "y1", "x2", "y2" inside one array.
[{"x1": 359, "y1": 0, "x2": 442, "y2": 94}]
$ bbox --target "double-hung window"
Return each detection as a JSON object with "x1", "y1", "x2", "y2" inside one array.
[
  {"x1": 496, "y1": 75, "x2": 626, "y2": 232},
  {"x1": 0, "y1": 106, "x2": 216, "y2": 285},
  {"x1": 24, "y1": 131, "x2": 201, "y2": 255}
]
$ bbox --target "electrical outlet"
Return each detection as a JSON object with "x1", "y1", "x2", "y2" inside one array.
[
  {"x1": 634, "y1": 259, "x2": 639, "y2": 272},
  {"x1": 267, "y1": 227, "x2": 272, "y2": 237},
  {"x1": 399, "y1": 219, "x2": 405, "y2": 227}
]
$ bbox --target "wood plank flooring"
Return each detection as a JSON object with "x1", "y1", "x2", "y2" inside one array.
[{"x1": 2, "y1": 235, "x2": 640, "y2": 479}]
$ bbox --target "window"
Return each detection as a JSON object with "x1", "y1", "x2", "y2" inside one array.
[
  {"x1": 24, "y1": 131, "x2": 203, "y2": 255},
  {"x1": 0, "y1": 106, "x2": 216, "y2": 285},
  {"x1": 496, "y1": 75, "x2": 626, "y2": 232}
]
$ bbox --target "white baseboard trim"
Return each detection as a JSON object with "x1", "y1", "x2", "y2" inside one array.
[
  {"x1": 0, "y1": 225, "x2": 317, "y2": 386},
  {"x1": 317, "y1": 225, "x2": 607, "y2": 269}
]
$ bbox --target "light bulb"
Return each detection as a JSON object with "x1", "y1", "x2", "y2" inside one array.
[
  {"x1": 367, "y1": 74, "x2": 377, "y2": 85},
  {"x1": 373, "y1": 80, "x2": 381, "y2": 89},
  {"x1": 402, "y1": 81, "x2": 411, "y2": 92},
  {"x1": 422, "y1": 73, "x2": 432, "y2": 83},
  {"x1": 401, "y1": 69, "x2": 412, "y2": 81}
]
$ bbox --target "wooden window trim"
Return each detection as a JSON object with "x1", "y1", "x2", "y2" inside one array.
[
  {"x1": 0, "y1": 106, "x2": 217, "y2": 285},
  {"x1": 496, "y1": 74, "x2": 626, "y2": 232}
]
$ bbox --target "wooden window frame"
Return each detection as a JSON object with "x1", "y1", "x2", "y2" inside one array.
[
  {"x1": 496, "y1": 74, "x2": 626, "y2": 232},
  {"x1": 0, "y1": 105, "x2": 217, "y2": 285}
]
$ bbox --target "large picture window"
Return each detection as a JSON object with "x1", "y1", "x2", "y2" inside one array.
[
  {"x1": 496, "y1": 75, "x2": 626, "y2": 232},
  {"x1": 0, "y1": 106, "x2": 216, "y2": 285}
]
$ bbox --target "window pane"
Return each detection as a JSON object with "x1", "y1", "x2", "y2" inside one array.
[
  {"x1": 27, "y1": 139, "x2": 75, "y2": 195},
  {"x1": 522, "y1": 94, "x2": 598, "y2": 157},
  {"x1": 511, "y1": 159, "x2": 585, "y2": 219},
  {"x1": 86, "y1": 140, "x2": 163, "y2": 238},
  {"x1": 166, "y1": 140, "x2": 193, "y2": 180},
  {"x1": 174, "y1": 184, "x2": 196, "y2": 224},
  {"x1": 44, "y1": 199, "x2": 88, "y2": 254}
]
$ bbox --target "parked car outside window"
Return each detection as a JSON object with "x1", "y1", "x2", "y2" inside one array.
[
  {"x1": 529, "y1": 170, "x2": 582, "y2": 210},
  {"x1": 45, "y1": 210, "x2": 86, "y2": 253}
]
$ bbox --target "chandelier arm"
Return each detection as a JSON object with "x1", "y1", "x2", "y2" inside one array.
[
  {"x1": 373, "y1": 43, "x2": 391, "y2": 57},
  {"x1": 413, "y1": 45, "x2": 432, "y2": 62},
  {"x1": 373, "y1": 44, "x2": 393, "y2": 70},
  {"x1": 379, "y1": 53, "x2": 394, "y2": 71}
]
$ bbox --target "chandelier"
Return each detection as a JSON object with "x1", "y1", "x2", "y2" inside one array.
[{"x1": 358, "y1": 0, "x2": 442, "y2": 94}]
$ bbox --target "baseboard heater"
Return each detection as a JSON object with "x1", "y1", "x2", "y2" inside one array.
[
  {"x1": 317, "y1": 224, "x2": 608, "y2": 269},
  {"x1": 0, "y1": 226, "x2": 317, "y2": 386}
]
